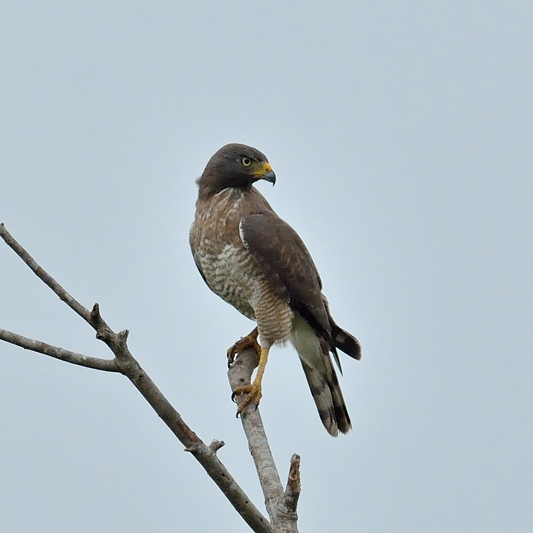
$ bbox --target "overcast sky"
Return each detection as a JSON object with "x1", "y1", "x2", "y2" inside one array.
[{"x1": 1, "y1": 2, "x2": 532, "y2": 532}]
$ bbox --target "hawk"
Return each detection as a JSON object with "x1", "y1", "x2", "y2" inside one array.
[{"x1": 190, "y1": 143, "x2": 361, "y2": 436}]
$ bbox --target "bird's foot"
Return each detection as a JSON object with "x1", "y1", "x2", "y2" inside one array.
[
  {"x1": 231, "y1": 381, "x2": 263, "y2": 415},
  {"x1": 227, "y1": 327, "x2": 260, "y2": 367}
]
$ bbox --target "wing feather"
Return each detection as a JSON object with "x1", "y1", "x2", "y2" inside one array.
[{"x1": 239, "y1": 213, "x2": 330, "y2": 335}]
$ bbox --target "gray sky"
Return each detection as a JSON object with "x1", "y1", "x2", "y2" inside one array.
[{"x1": 1, "y1": 1, "x2": 532, "y2": 532}]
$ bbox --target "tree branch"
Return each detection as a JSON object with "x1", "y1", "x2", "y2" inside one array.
[
  {"x1": 0, "y1": 328, "x2": 119, "y2": 371},
  {"x1": 0, "y1": 223, "x2": 90, "y2": 322},
  {"x1": 229, "y1": 349, "x2": 300, "y2": 533},
  {"x1": 284, "y1": 454, "x2": 301, "y2": 515},
  {"x1": 0, "y1": 223, "x2": 272, "y2": 533}
]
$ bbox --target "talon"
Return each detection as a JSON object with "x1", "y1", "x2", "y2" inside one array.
[
  {"x1": 229, "y1": 344, "x2": 270, "y2": 419},
  {"x1": 232, "y1": 383, "x2": 263, "y2": 415},
  {"x1": 227, "y1": 327, "x2": 260, "y2": 367}
]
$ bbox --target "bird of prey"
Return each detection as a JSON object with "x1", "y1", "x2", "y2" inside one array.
[{"x1": 190, "y1": 143, "x2": 361, "y2": 436}]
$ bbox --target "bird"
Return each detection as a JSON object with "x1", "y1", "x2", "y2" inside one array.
[{"x1": 189, "y1": 143, "x2": 361, "y2": 436}]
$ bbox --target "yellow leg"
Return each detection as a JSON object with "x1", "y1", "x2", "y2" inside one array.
[
  {"x1": 227, "y1": 327, "x2": 260, "y2": 367},
  {"x1": 232, "y1": 346, "x2": 270, "y2": 414}
]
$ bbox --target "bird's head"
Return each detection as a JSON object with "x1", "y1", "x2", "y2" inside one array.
[{"x1": 196, "y1": 143, "x2": 276, "y2": 197}]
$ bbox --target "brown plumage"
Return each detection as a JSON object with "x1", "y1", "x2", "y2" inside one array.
[{"x1": 190, "y1": 143, "x2": 361, "y2": 436}]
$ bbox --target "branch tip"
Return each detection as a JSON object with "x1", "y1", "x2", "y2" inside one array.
[
  {"x1": 283, "y1": 454, "x2": 301, "y2": 514},
  {"x1": 89, "y1": 303, "x2": 102, "y2": 326},
  {"x1": 288, "y1": 455, "x2": 301, "y2": 482},
  {"x1": 209, "y1": 439, "x2": 225, "y2": 453}
]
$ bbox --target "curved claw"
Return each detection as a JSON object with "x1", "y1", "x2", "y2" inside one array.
[
  {"x1": 232, "y1": 383, "x2": 263, "y2": 415},
  {"x1": 227, "y1": 327, "x2": 260, "y2": 367}
]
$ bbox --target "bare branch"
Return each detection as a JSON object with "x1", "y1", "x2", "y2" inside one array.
[
  {"x1": 209, "y1": 439, "x2": 226, "y2": 452},
  {"x1": 284, "y1": 454, "x2": 301, "y2": 515},
  {"x1": 0, "y1": 224, "x2": 273, "y2": 533},
  {"x1": 229, "y1": 348, "x2": 299, "y2": 532},
  {"x1": 117, "y1": 354, "x2": 272, "y2": 533},
  {"x1": 0, "y1": 328, "x2": 119, "y2": 371},
  {"x1": 0, "y1": 223, "x2": 91, "y2": 322}
]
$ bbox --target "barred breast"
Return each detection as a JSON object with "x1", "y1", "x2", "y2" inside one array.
[
  {"x1": 190, "y1": 187, "x2": 294, "y2": 346},
  {"x1": 190, "y1": 188, "x2": 257, "y2": 318}
]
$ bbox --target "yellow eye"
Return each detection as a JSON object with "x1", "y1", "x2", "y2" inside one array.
[{"x1": 240, "y1": 156, "x2": 253, "y2": 167}]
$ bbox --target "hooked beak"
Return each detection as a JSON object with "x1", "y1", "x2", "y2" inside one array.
[
  {"x1": 263, "y1": 169, "x2": 276, "y2": 185},
  {"x1": 260, "y1": 162, "x2": 276, "y2": 185}
]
